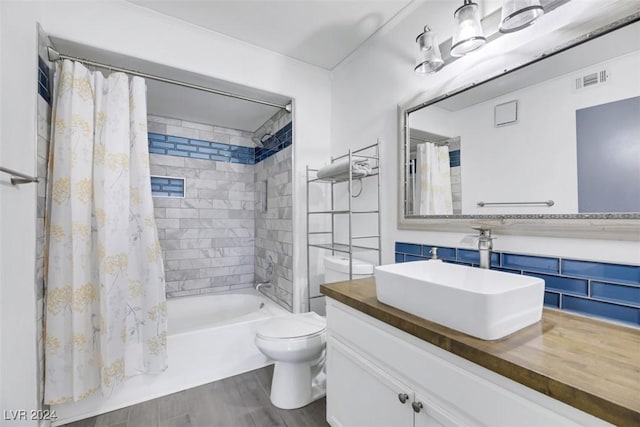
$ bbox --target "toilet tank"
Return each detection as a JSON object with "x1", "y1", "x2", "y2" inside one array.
[{"x1": 323, "y1": 256, "x2": 374, "y2": 284}]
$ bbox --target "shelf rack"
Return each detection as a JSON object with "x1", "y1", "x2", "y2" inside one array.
[{"x1": 306, "y1": 140, "x2": 381, "y2": 311}]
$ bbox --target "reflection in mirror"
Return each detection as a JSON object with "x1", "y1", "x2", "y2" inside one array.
[
  {"x1": 407, "y1": 130, "x2": 460, "y2": 215},
  {"x1": 404, "y1": 19, "x2": 640, "y2": 219}
]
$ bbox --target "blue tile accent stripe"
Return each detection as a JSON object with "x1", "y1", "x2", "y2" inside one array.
[
  {"x1": 148, "y1": 132, "x2": 255, "y2": 164},
  {"x1": 148, "y1": 122, "x2": 292, "y2": 165},
  {"x1": 151, "y1": 176, "x2": 184, "y2": 198},
  {"x1": 255, "y1": 122, "x2": 293, "y2": 164},
  {"x1": 449, "y1": 150, "x2": 461, "y2": 168},
  {"x1": 37, "y1": 57, "x2": 51, "y2": 104},
  {"x1": 394, "y1": 240, "x2": 640, "y2": 326}
]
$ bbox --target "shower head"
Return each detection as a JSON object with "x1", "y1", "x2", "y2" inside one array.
[
  {"x1": 252, "y1": 123, "x2": 283, "y2": 148},
  {"x1": 251, "y1": 133, "x2": 272, "y2": 148}
]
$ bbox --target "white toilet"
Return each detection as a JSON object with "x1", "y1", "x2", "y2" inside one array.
[
  {"x1": 324, "y1": 255, "x2": 374, "y2": 284},
  {"x1": 255, "y1": 256, "x2": 373, "y2": 410},
  {"x1": 255, "y1": 312, "x2": 327, "y2": 409}
]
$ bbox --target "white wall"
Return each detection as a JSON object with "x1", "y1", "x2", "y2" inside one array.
[
  {"x1": 0, "y1": 0, "x2": 330, "y2": 421},
  {"x1": 0, "y1": 0, "x2": 3, "y2": 417},
  {"x1": 0, "y1": 4, "x2": 40, "y2": 425},
  {"x1": 330, "y1": 0, "x2": 640, "y2": 266}
]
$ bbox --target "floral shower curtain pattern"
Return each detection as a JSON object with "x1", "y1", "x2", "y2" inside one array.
[
  {"x1": 415, "y1": 142, "x2": 453, "y2": 215},
  {"x1": 44, "y1": 60, "x2": 167, "y2": 404}
]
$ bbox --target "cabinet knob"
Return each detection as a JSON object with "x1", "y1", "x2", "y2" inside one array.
[
  {"x1": 412, "y1": 401, "x2": 423, "y2": 413},
  {"x1": 398, "y1": 393, "x2": 409, "y2": 404}
]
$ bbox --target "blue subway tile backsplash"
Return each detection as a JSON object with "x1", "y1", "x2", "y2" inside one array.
[
  {"x1": 394, "y1": 240, "x2": 640, "y2": 326},
  {"x1": 421, "y1": 245, "x2": 457, "y2": 261},
  {"x1": 527, "y1": 273, "x2": 589, "y2": 296},
  {"x1": 562, "y1": 295, "x2": 639, "y2": 325},
  {"x1": 395, "y1": 242, "x2": 422, "y2": 255},
  {"x1": 502, "y1": 253, "x2": 559, "y2": 274},
  {"x1": 561, "y1": 259, "x2": 639, "y2": 286},
  {"x1": 406, "y1": 255, "x2": 429, "y2": 262},
  {"x1": 590, "y1": 281, "x2": 640, "y2": 307},
  {"x1": 148, "y1": 122, "x2": 292, "y2": 165},
  {"x1": 544, "y1": 291, "x2": 560, "y2": 308},
  {"x1": 457, "y1": 249, "x2": 500, "y2": 266}
]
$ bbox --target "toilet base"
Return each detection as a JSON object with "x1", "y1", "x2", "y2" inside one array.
[{"x1": 269, "y1": 362, "x2": 325, "y2": 409}]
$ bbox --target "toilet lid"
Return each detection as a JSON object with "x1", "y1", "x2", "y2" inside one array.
[{"x1": 257, "y1": 312, "x2": 326, "y2": 340}]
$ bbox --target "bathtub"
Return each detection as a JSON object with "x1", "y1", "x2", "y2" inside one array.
[{"x1": 51, "y1": 288, "x2": 289, "y2": 426}]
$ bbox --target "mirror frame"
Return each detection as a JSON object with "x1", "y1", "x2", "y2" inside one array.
[{"x1": 398, "y1": 14, "x2": 640, "y2": 241}]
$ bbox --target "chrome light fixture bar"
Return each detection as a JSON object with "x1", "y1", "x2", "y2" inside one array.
[{"x1": 414, "y1": 0, "x2": 570, "y2": 75}]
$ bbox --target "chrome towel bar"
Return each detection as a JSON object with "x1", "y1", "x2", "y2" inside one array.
[
  {"x1": 477, "y1": 200, "x2": 554, "y2": 207},
  {"x1": 0, "y1": 166, "x2": 40, "y2": 185}
]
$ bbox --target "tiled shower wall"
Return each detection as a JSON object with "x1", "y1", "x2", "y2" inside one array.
[
  {"x1": 254, "y1": 119, "x2": 293, "y2": 309},
  {"x1": 148, "y1": 115, "x2": 257, "y2": 297}
]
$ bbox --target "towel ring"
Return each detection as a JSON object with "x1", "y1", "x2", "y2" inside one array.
[{"x1": 352, "y1": 178, "x2": 363, "y2": 198}]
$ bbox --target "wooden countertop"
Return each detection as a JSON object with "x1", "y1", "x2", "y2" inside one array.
[{"x1": 320, "y1": 278, "x2": 640, "y2": 426}]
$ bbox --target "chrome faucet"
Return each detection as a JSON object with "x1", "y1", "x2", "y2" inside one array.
[
  {"x1": 256, "y1": 255, "x2": 275, "y2": 293},
  {"x1": 473, "y1": 227, "x2": 494, "y2": 269},
  {"x1": 255, "y1": 281, "x2": 271, "y2": 293}
]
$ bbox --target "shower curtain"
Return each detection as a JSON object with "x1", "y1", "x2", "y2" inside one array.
[
  {"x1": 44, "y1": 60, "x2": 167, "y2": 404},
  {"x1": 415, "y1": 142, "x2": 453, "y2": 215}
]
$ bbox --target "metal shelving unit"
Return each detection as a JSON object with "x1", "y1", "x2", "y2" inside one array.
[{"x1": 306, "y1": 140, "x2": 381, "y2": 311}]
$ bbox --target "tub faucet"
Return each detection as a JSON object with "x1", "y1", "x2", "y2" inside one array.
[
  {"x1": 255, "y1": 281, "x2": 271, "y2": 293},
  {"x1": 473, "y1": 227, "x2": 494, "y2": 269}
]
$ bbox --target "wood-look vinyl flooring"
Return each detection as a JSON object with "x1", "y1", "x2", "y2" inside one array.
[{"x1": 62, "y1": 366, "x2": 329, "y2": 427}]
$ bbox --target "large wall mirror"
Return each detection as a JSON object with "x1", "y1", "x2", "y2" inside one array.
[{"x1": 399, "y1": 16, "x2": 640, "y2": 240}]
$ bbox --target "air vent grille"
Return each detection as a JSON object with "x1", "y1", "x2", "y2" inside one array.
[{"x1": 575, "y1": 69, "x2": 608, "y2": 90}]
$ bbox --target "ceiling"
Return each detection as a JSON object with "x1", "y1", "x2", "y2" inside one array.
[
  {"x1": 127, "y1": 0, "x2": 413, "y2": 70},
  {"x1": 51, "y1": 1, "x2": 413, "y2": 132}
]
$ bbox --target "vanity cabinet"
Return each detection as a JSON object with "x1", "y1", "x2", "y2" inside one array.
[
  {"x1": 329, "y1": 337, "x2": 464, "y2": 427},
  {"x1": 326, "y1": 298, "x2": 611, "y2": 427}
]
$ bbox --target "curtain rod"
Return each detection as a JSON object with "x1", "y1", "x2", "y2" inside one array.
[{"x1": 47, "y1": 47, "x2": 292, "y2": 112}]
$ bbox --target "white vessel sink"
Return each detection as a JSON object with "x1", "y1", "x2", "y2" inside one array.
[{"x1": 375, "y1": 261, "x2": 544, "y2": 340}]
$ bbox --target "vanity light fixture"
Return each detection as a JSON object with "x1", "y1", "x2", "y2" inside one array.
[
  {"x1": 499, "y1": 0, "x2": 545, "y2": 33},
  {"x1": 414, "y1": 0, "x2": 551, "y2": 74},
  {"x1": 414, "y1": 26, "x2": 444, "y2": 74},
  {"x1": 450, "y1": 0, "x2": 486, "y2": 57}
]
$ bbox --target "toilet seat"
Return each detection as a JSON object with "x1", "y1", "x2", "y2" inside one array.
[{"x1": 257, "y1": 312, "x2": 326, "y2": 341}]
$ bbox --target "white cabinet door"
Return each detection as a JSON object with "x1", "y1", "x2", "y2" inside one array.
[
  {"x1": 413, "y1": 392, "x2": 469, "y2": 427},
  {"x1": 327, "y1": 337, "x2": 414, "y2": 427}
]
